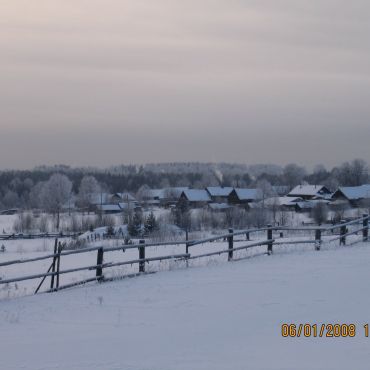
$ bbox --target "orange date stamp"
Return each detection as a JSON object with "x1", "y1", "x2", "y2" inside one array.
[{"x1": 281, "y1": 323, "x2": 369, "y2": 338}]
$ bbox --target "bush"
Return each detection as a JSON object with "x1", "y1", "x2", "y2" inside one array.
[{"x1": 311, "y1": 203, "x2": 329, "y2": 225}]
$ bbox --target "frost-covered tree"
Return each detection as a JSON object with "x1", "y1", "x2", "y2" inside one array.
[
  {"x1": 311, "y1": 203, "x2": 328, "y2": 225},
  {"x1": 29, "y1": 182, "x2": 46, "y2": 210},
  {"x1": 335, "y1": 159, "x2": 369, "y2": 186},
  {"x1": 40, "y1": 174, "x2": 72, "y2": 230},
  {"x1": 283, "y1": 164, "x2": 306, "y2": 189},
  {"x1": 77, "y1": 175, "x2": 100, "y2": 213},
  {"x1": 2, "y1": 190, "x2": 20, "y2": 209}
]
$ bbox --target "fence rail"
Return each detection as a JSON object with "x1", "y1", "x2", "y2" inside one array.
[
  {"x1": 0, "y1": 232, "x2": 81, "y2": 241},
  {"x1": 0, "y1": 214, "x2": 368, "y2": 294}
]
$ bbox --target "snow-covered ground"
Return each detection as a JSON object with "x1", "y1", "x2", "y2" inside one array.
[
  {"x1": 0, "y1": 224, "x2": 364, "y2": 299},
  {"x1": 1, "y1": 241, "x2": 370, "y2": 369}
]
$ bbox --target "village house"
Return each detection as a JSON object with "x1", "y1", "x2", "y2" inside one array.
[
  {"x1": 331, "y1": 185, "x2": 370, "y2": 208},
  {"x1": 143, "y1": 187, "x2": 189, "y2": 207},
  {"x1": 228, "y1": 188, "x2": 259, "y2": 208},
  {"x1": 259, "y1": 196, "x2": 304, "y2": 211},
  {"x1": 96, "y1": 204, "x2": 122, "y2": 214},
  {"x1": 207, "y1": 203, "x2": 232, "y2": 212},
  {"x1": 111, "y1": 192, "x2": 138, "y2": 205},
  {"x1": 287, "y1": 185, "x2": 332, "y2": 200},
  {"x1": 205, "y1": 187, "x2": 233, "y2": 203},
  {"x1": 179, "y1": 189, "x2": 211, "y2": 208}
]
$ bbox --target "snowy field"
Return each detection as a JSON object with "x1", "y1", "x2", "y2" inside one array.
[
  {"x1": 0, "y1": 220, "x2": 365, "y2": 299},
  {"x1": 1, "y1": 241, "x2": 370, "y2": 369}
]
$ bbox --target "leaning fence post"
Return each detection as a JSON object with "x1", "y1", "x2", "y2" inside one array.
[
  {"x1": 267, "y1": 224, "x2": 273, "y2": 255},
  {"x1": 315, "y1": 228, "x2": 322, "y2": 251},
  {"x1": 139, "y1": 239, "x2": 145, "y2": 273},
  {"x1": 363, "y1": 214, "x2": 369, "y2": 242},
  {"x1": 96, "y1": 247, "x2": 104, "y2": 281},
  {"x1": 56, "y1": 242, "x2": 62, "y2": 290},
  {"x1": 228, "y1": 228, "x2": 234, "y2": 261},
  {"x1": 340, "y1": 220, "x2": 346, "y2": 246},
  {"x1": 50, "y1": 238, "x2": 58, "y2": 290}
]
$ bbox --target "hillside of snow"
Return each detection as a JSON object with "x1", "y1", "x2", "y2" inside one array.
[{"x1": 1, "y1": 242, "x2": 370, "y2": 370}]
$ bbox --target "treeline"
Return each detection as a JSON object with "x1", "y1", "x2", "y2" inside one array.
[{"x1": 0, "y1": 159, "x2": 369, "y2": 211}]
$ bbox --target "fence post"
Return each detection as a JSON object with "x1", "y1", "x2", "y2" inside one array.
[
  {"x1": 228, "y1": 228, "x2": 233, "y2": 261},
  {"x1": 139, "y1": 239, "x2": 145, "y2": 273},
  {"x1": 246, "y1": 232, "x2": 250, "y2": 241},
  {"x1": 185, "y1": 229, "x2": 190, "y2": 266},
  {"x1": 315, "y1": 229, "x2": 322, "y2": 251},
  {"x1": 340, "y1": 221, "x2": 346, "y2": 246},
  {"x1": 56, "y1": 242, "x2": 62, "y2": 290},
  {"x1": 363, "y1": 214, "x2": 369, "y2": 242},
  {"x1": 50, "y1": 238, "x2": 58, "y2": 290},
  {"x1": 96, "y1": 247, "x2": 104, "y2": 281},
  {"x1": 267, "y1": 224, "x2": 273, "y2": 255}
]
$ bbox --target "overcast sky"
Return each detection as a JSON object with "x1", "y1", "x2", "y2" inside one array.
[{"x1": 1, "y1": 0, "x2": 370, "y2": 169}]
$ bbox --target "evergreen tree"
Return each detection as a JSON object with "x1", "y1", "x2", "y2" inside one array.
[
  {"x1": 128, "y1": 212, "x2": 142, "y2": 237},
  {"x1": 174, "y1": 197, "x2": 191, "y2": 231},
  {"x1": 144, "y1": 212, "x2": 158, "y2": 234}
]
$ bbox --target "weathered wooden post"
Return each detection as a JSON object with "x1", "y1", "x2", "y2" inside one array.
[
  {"x1": 50, "y1": 238, "x2": 58, "y2": 290},
  {"x1": 267, "y1": 224, "x2": 273, "y2": 255},
  {"x1": 185, "y1": 229, "x2": 190, "y2": 266},
  {"x1": 139, "y1": 239, "x2": 145, "y2": 273},
  {"x1": 363, "y1": 214, "x2": 369, "y2": 242},
  {"x1": 96, "y1": 247, "x2": 104, "y2": 281},
  {"x1": 246, "y1": 232, "x2": 250, "y2": 241},
  {"x1": 315, "y1": 228, "x2": 322, "y2": 251},
  {"x1": 228, "y1": 228, "x2": 234, "y2": 261},
  {"x1": 340, "y1": 221, "x2": 347, "y2": 246},
  {"x1": 56, "y1": 242, "x2": 62, "y2": 290}
]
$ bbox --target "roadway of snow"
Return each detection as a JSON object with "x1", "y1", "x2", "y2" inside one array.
[{"x1": 1, "y1": 242, "x2": 370, "y2": 370}]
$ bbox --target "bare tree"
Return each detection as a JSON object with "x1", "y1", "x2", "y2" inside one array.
[
  {"x1": 136, "y1": 184, "x2": 151, "y2": 207},
  {"x1": 2, "y1": 190, "x2": 20, "y2": 209},
  {"x1": 283, "y1": 164, "x2": 306, "y2": 189},
  {"x1": 77, "y1": 175, "x2": 100, "y2": 213},
  {"x1": 29, "y1": 182, "x2": 46, "y2": 210},
  {"x1": 311, "y1": 203, "x2": 328, "y2": 225},
  {"x1": 350, "y1": 159, "x2": 369, "y2": 186},
  {"x1": 40, "y1": 174, "x2": 73, "y2": 230},
  {"x1": 336, "y1": 159, "x2": 369, "y2": 186}
]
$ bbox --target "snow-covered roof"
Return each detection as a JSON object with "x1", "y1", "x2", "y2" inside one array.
[
  {"x1": 206, "y1": 187, "x2": 233, "y2": 197},
  {"x1": 118, "y1": 202, "x2": 141, "y2": 210},
  {"x1": 336, "y1": 185, "x2": 370, "y2": 200},
  {"x1": 233, "y1": 188, "x2": 259, "y2": 201},
  {"x1": 96, "y1": 204, "x2": 121, "y2": 212},
  {"x1": 296, "y1": 199, "x2": 330, "y2": 210},
  {"x1": 263, "y1": 196, "x2": 303, "y2": 207},
  {"x1": 181, "y1": 189, "x2": 211, "y2": 202},
  {"x1": 114, "y1": 192, "x2": 136, "y2": 202},
  {"x1": 296, "y1": 201, "x2": 314, "y2": 210},
  {"x1": 148, "y1": 187, "x2": 189, "y2": 200},
  {"x1": 89, "y1": 193, "x2": 112, "y2": 205},
  {"x1": 208, "y1": 203, "x2": 232, "y2": 210},
  {"x1": 288, "y1": 185, "x2": 331, "y2": 197}
]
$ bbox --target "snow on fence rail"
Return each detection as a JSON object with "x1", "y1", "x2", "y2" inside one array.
[
  {"x1": 0, "y1": 214, "x2": 368, "y2": 295},
  {"x1": 0, "y1": 232, "x2": 81, "y2": 240}
]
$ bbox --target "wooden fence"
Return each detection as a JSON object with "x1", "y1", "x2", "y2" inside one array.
[
  {"x1": 0, "y1": 232, "x2": 81, "y2": 241},
  {"x1": 0, "y1": 214, "x2": 368, "y2": 295}
]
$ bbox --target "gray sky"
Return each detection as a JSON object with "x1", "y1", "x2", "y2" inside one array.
[{"x1": 1, "y1": 0, "x2": 370, "y2": 169}]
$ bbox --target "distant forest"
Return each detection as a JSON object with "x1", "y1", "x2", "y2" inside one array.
[{"x1": 0, "y1": 160, "x2": 368, "y2": 210}]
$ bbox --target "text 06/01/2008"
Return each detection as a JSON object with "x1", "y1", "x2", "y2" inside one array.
[{"x1": 281, "y1": 324, "x2": 369, "y2": 338}]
